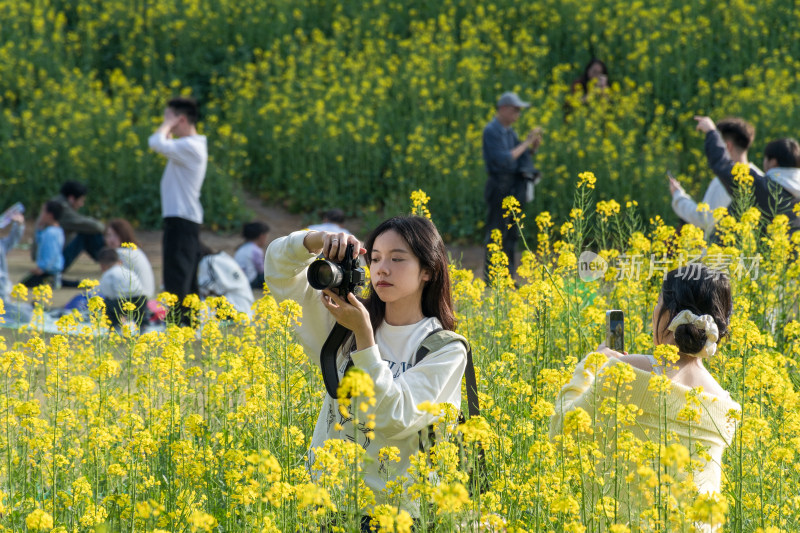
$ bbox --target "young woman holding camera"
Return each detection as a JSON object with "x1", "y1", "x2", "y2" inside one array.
[
  {"x1": 264, "y1": 216, "x2": 467, "y2": 519},
  {"x1": 550, "y1": 264, "x2": 741, "y2": 530}
]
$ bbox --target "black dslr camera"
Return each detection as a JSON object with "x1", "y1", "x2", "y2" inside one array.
[{"x1": 307, "y1": 243, "x2": 366, "y2": 297}]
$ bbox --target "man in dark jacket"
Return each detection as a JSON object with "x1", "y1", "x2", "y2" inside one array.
[
  {"x1": 41, "y1": 181, "x2": 106, "y2": 278},
  {"x1": 695, "y1": 116, "x2": 800, "y2": 231},
  {"x1": 482, "y1": 92, "x2": 542, "y2": 281}
]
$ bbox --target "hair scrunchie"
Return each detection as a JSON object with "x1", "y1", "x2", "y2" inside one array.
[{"x1": 667, "y1": 310, "x2": 719, "y2": 359}]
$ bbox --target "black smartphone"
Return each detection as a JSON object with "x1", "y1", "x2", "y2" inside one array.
[
  {"x1": 666, "y1": 169, "x2": 676, "y2": 181},
  {"x1": 606, "y1": 310, "x2": 625, "y2": 352}
]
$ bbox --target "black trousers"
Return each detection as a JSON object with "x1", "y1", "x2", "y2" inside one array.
[
  {"x1": 162, "y1": 217, "x2": 201, "y2": 324},
  {"x1": 63, "y1": 232, "x2": 105, "y2": 272},
  {"x1": 483, "y1": 173, "x2": 525, "y2": 281},
  {"x1": 250, "y1": 272, "x2": 265, "y2": 290},
  {"x1": 21, "y1": 272, "x2": 54, "y2": 288},
  {"x1": 104, "y1": 295, "x2": 148, "y2": 328}
]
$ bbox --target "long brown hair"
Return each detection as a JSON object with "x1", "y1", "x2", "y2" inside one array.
[
  {"x1": 107, "y1": 218, "x2": 139, "y2": 247},
  {"x1": 362, "y1": 216, "x2": 455, "y2": 332}
]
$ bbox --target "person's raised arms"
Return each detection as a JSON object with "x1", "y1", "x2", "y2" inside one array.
[{"x1": 694, "y1": 115, "x2": 717, "y2": 134}]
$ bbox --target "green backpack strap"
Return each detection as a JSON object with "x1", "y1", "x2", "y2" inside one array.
[{"x1": 415, "y1": 329, "x2": 480, "y2": 418}]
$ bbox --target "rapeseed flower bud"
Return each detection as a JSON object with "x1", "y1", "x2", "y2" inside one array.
[
  {"x1": 337, "y1": 367, "x2": 376, "y2": 408},
  {"x1": 596, "y1": 199, "x2": 621, "y2": 221},
  {"x1": 78, "y1": 279, "x2": 99, "y2": 290},
  {"x1": 410, "y1": 189, "x2": 431, "y2": 219},
  {"x1": 31, "y1": 284, "x2": 52, "y2": 305},
  {"x1": 732, "y1": 162, "x2": 753, "y2": 187},
  {"x1": 578, "y1": 171, "x2": 597, "y2": 189},
  {"x1": 158, "y1": 291, "x2": 179, "y2": 308},
  {"x1": 10, "y1": 283, "x2": 28, "y2": 301}
]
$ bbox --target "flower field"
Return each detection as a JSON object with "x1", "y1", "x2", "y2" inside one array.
[
  {"x1": 2, "y1": 180, "x2": 800, "y2": 532},
  {"x1": 1, "y1": 0, "x2": 800, "y2": 235}
]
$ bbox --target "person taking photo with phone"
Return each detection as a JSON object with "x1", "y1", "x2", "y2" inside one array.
[{"x1": 550, "y1": 264, "x2": 740, "y2": 530}]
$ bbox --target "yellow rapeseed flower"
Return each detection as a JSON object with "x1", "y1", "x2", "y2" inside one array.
[
  {"x1": 78, "y1": 279, "x2": 100, "y2": 290},
  {"x1": 10, "y1": 283, "x2": 28, "y2": 301},
  {"x1": 433, "y1": 482, "x2": 470, "y2": 514},
  {"x1": 410, "y1": 189, "x2": 431, "y2": 219},
  {"x1": 577, "y1": 171, "x2": 597, "y2": 189},
  {"x1": 25, "y1": 509, "x2": 53, "y2": 531}
]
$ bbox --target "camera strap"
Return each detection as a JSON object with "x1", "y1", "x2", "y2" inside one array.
[{"x1": 320, "y1": 322, "x2": 352, "y2": 399}]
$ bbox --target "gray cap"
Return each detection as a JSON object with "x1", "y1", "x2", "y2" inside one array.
[{"x1": 497, "y1": 91, "x2": 530, "y2": 109}]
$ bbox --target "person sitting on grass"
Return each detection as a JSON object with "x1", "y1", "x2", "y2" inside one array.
[
  {"x1": 97, "y1": 248, "x2": 147, "y2": 329},
  {"x1": 0, "y1": 210, "x2": 33, "y2": 324},
  {"x1": 22, "y1": 201, "x2": 65, "y2": 288},
  {"x1": 550, "y1": 264, "x2": 740, "y2": 531},
  {"x1": 104, "y1": 218, "x2": 156, "y2": 298},
  {"x1": 50, "y1": 180, "x2": 106, "y2": 285},
  {"x1": 234, "y1": 221, "x2": 270, "y2": 289}
]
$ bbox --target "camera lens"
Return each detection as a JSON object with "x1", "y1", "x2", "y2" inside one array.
[{"x1": 308, "y1": 260, "x2": 344, "y2": 290}]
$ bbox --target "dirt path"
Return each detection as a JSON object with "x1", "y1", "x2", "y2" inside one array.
[{"x1": 5, "y1": 197, "x2": 485, "y2": 308}]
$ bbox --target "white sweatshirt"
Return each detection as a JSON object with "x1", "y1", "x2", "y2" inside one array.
[
  {"x1": 99, "y1": 264, "x2": 145, "y2": 300},
  {"x1": 671, "y1": 177, "x2": 731, "y2": 240},
  {"x1": 148, "y1": 132, "x2": 207, "y2": 224},
  {"x1": 116, "y1": 246, "x2": 156, "y2": 298},
  {"x1": 671, "y1": 163, "x2": 762, "y2": 240},
  {"x1": 264, "y1": 231, "x2": 467, "y2": 511}
]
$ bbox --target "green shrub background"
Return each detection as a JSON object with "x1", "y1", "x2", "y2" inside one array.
[{"x1": 1, "y1": 0, "x2": 799, "y2": 236}]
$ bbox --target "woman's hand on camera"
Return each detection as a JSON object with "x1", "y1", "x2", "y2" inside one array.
[
  {"x1": 321, "y1": 289, "x2": 375, "y2": 350},
  {"x1": 303, "y1": 231, "x2": 364, "y2": 260}
]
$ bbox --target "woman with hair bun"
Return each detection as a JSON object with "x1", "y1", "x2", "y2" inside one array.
[{"x1": 550, "y1": 264, "x2": 740, "y2": 529}]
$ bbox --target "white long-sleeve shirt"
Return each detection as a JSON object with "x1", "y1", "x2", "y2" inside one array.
[
  {"x1": 264, "y1": 231, "x2": 467, "y2": 511},
  {"x1": 148, "y1": 132, "x2": 207, "y2": 224},
  {"x1": 671, "y1": 177, "x2": 731, "y2": 240},
  {"x1": 671, "y1": 163, "x2": 762, "y2": 240},
  {"x1": 99, "y1": 264, "x2": 145, "y2": 300},
  {"x1": 116, "y1": 246, "x2": 156, "y2": 298}
]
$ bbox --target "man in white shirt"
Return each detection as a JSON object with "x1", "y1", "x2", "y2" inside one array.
[
  {"x1": 148, "y1": 97, "x2": 208, "y2": 324},
  {"x1": 669, "y1": 117, "x2": 759, "y2": 240}
]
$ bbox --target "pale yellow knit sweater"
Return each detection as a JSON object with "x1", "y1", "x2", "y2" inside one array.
[{"x1": 549, "y1": 355, "x2": 741, "y2": 496}]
